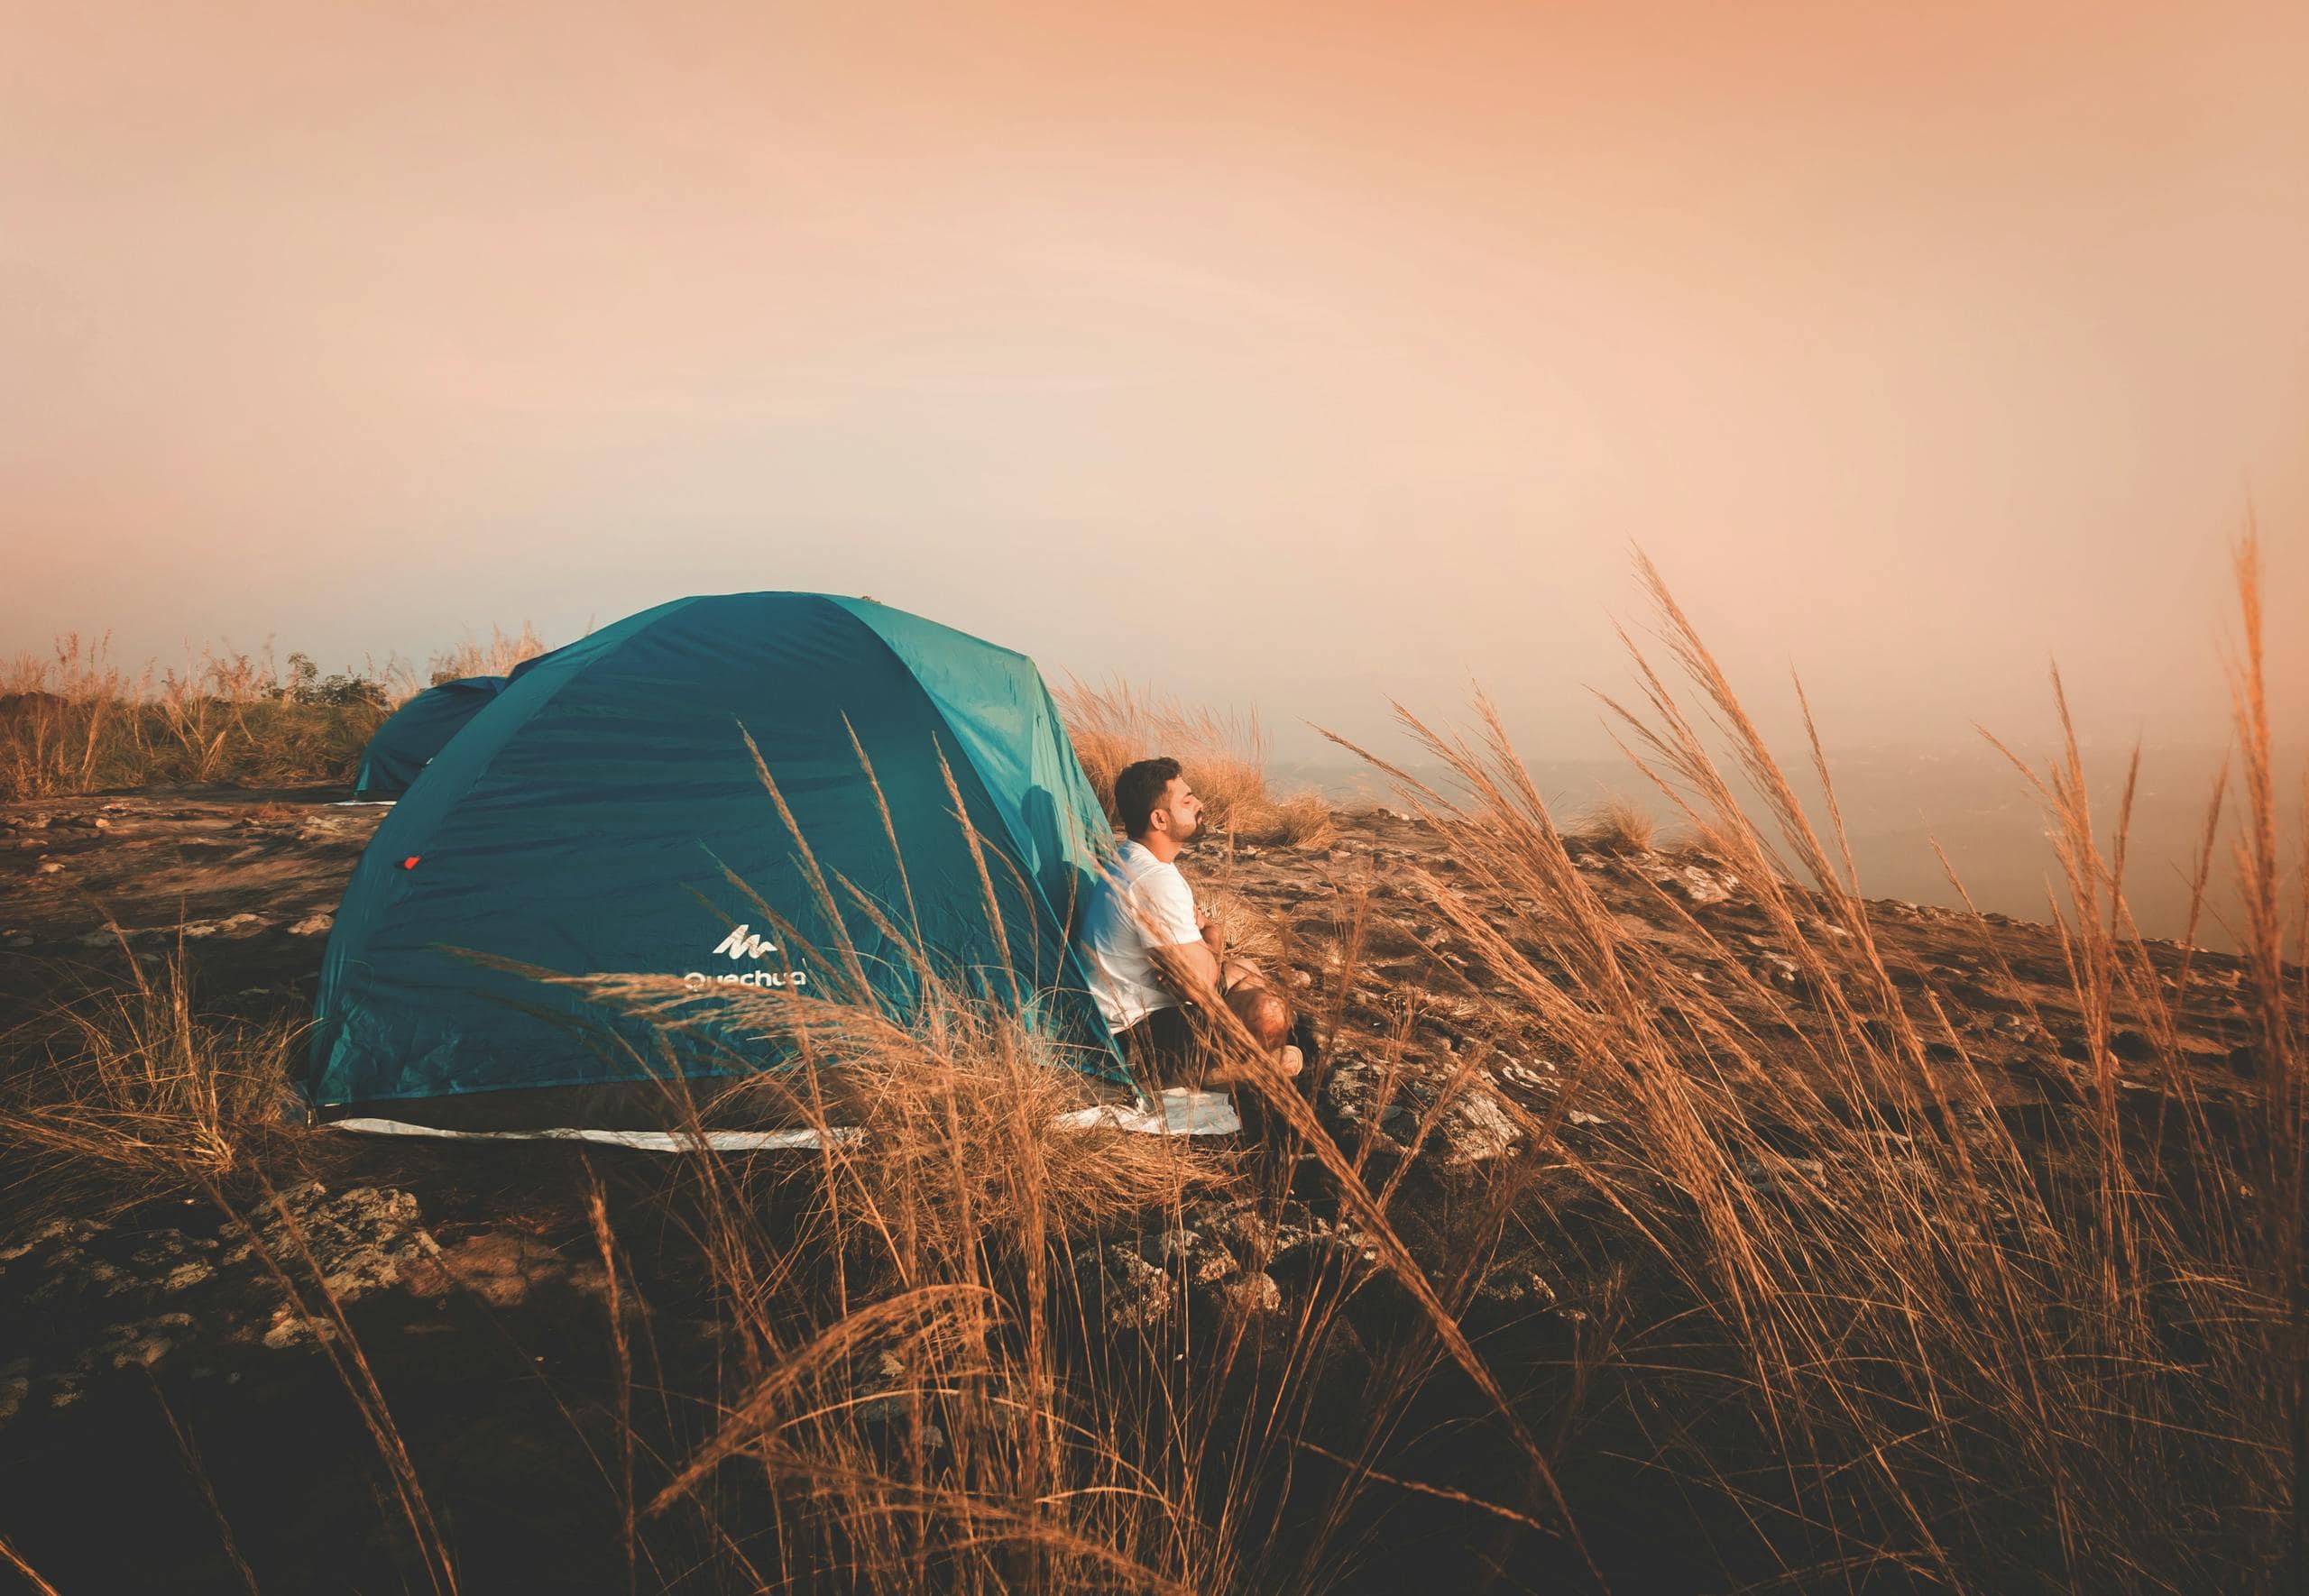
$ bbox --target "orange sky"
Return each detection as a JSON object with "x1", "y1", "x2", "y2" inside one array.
[{"x1": 5, "y1": 1, "x2": 2304, "y2": 759}]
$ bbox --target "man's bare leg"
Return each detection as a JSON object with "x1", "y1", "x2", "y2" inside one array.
[{"x1": 1206, "y1": 959, "x2": 1302, "y2": 1083}]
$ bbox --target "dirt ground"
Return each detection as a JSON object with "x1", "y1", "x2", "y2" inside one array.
[{"x1": 0, "y1": 785, "x2": 2268, "y2": 1591}]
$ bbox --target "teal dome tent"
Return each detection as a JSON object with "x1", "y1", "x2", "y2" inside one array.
[
  {"x1": 308, "y1": 594, "x2": 1133, "y2": 1142},
  {"x1": 354, "y1": 674, "x2": 508, "y2": 798}
]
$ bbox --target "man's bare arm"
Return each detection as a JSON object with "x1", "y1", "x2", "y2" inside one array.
[{"x1": 1148, "y1": 922, "x2": 1224, "y2": 1007}]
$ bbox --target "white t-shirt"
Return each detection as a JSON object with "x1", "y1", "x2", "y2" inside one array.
[{"x1": 1080, "y1": 839, "x2": 1200, "y2": 1032}]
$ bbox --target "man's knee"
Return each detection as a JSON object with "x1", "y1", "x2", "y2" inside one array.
[{"x1": 1228, "y1": 986, "x2": 1291, "y2": 1050}]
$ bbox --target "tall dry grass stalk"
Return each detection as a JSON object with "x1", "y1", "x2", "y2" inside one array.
[
  {"x1": 1056, "y1": 676, "x2": 1334, "y2": 848},
  {"x1": 0, "y1": 1533, "x2": 62, "y2": 1596},
  {"x1": 0, "y1": 941, "x2": 299, "y2": 1196},
  {"x1": 1316, "y1": 534, "x2": 2300, "y2": 1589},
  {"x1": 2223, "y1": 526, "x2": 2309, "y2": 1582},
  {"x1": 0, "y1": 948, "x2": 462, "y2": 1591},
  {"x1": 553, "y1": 980, "x2": 1580, "y2": 1591},
  {"x1": 530, "y1": 978, "x2": 1216, "y2": 1588}
]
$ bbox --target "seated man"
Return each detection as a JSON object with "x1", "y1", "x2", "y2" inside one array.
[{"x1": 1080, "y1": 757, "x2": 1303, "y2": 1087}]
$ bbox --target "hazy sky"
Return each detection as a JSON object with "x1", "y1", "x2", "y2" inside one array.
[{"x1": 6, "y1": 1, "x2": 2304, "y2": 762}]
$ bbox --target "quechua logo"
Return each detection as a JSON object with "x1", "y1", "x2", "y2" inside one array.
[
  {"x1": 713, "y1": 924, "x2": 778, "y2": 961},
  {"x1": 686, "y1": 922, "x2": 807, "y2": 990}
]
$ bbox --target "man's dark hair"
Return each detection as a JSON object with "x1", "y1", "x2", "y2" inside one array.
[{"x1": 1114, "y1": 757, "x2": 1182, "y2": 839}]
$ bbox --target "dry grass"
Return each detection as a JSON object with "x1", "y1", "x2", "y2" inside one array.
[
  {"x1": 1055, "y1": 676, "x2": 1334, "y2": 848},
  {"x1": 0, "y1": 945, "x2": 461, "y2": 1593},
  {"x1": 507, "y1": 741, "x2": 1570, "y2": 1591},
  {"x1": 1574, "y1": 791, "x2": 1659, "y2": 854},
  {"x1": 579, "y1": 966, "x2": 1223, "y2": 1264},
  {"x1": 1199, "y1": 887, "x2": 1283, "y2": 964},
  {"x1": 428, "y1": 620, "x2": 547, "y2": 684},
  {"x1": 573, "y1": 986, "x2": 1240, "y2": 1591},
  {"x1": 1256, "y1": 788, "x2": 1336, "y2": 849},
  {"x1": 0, "y1": 627, "x2": 554, "y2": 800},
  {"x1": 1315, "y1": 530, "x2": 2303, "y2": 1590},
  {"x1": 0, "y1": 942, "x2": 299, "y2": 1196},
  {"x1": 0, "y1": 634, "x2": 402, "y2": 800}
]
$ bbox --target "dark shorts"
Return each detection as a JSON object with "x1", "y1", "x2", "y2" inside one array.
[
  {"x1": 1116, "y1": 1004, "x2": 1200, "y2": 1086},
  {"x1": 1116, "y1": 1004, "x2": 1324, "y2": 1089}
]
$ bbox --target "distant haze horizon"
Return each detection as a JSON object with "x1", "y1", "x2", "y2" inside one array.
[{"x1": 1268, "y1": 737, "x2": 2297, "y2": 955}]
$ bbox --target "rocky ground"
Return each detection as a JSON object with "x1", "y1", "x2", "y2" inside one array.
[{"x1": 0, "y1": 787, "x2": 2268, "y2": 1590}]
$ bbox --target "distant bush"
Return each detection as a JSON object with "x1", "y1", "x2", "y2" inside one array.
[
  {"x1": 277, "y1": 651, "x2": 391, "y2": 711},
  {"x1": 0, "y1": 634, "x2": 407, "y2": 799}
]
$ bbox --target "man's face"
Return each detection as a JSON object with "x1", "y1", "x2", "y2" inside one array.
[{"x1": 1154, "y1": 775, "x2": 1203, "y2": 842}]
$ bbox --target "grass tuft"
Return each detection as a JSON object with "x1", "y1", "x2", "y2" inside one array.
[
  {"x1": 1575, "y1": 791, "x2": 1659, "y2": 854},
  {"x1": 428, "y1": 621, "x2": 547, "y2": 684},
  {"x1": 1055, "y1": 676, "x2": 1334, "y2": 847},
  {"x1": 0, "y1": 945, "x2": 299, "y2": 1202}
]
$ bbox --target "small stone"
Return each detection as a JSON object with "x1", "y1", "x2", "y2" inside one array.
[
  {"x1": 1320, "y1": 1055, "x2": 1522, "y2": 1168},
  {"x1": 1096, "y1": 1246, "x2": 1173, "y2": 1332},
  {"x1": 33, "y1": 862, "x2": 61, "y2": 876},
  {"x1": 2, "y1": 931, "x2": 31, "y2": 949},
  {"x1": 262, "y1": 1312, "x2": 331, "y2": 1351},
  {"x1": 0, "y1": 1216, "x2": 97, "y2": 1265},
  {"x1": 1674, "y1": 865, "x2": 1736, "y2": 904},
  {"x1": 1440, "y1": 1089, "x2": 1519, "y2": 1165},
  {"x1": 1496, "y1": 1061, "x2": 1555, "y2": 1094},
  {"x1": 108, "y1": 1319, "x2": 190, "y2": 1370},
  {"x1": 1476, "y1": 1266, "x2": 1559, "y2": 1308},
  {"x1": 1220, "y1": 1271, "x2": 1283, "y2": 1316},
  {"x1": 288, "y1": 914, "x2": 334, "y2": 936},
  {"x1": 1740, "y1": 1156, "x2": 1829, "y2": 1195},
  {"x1": 159, "y1": 1260, "x2": 216, "y2": 1293}
]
